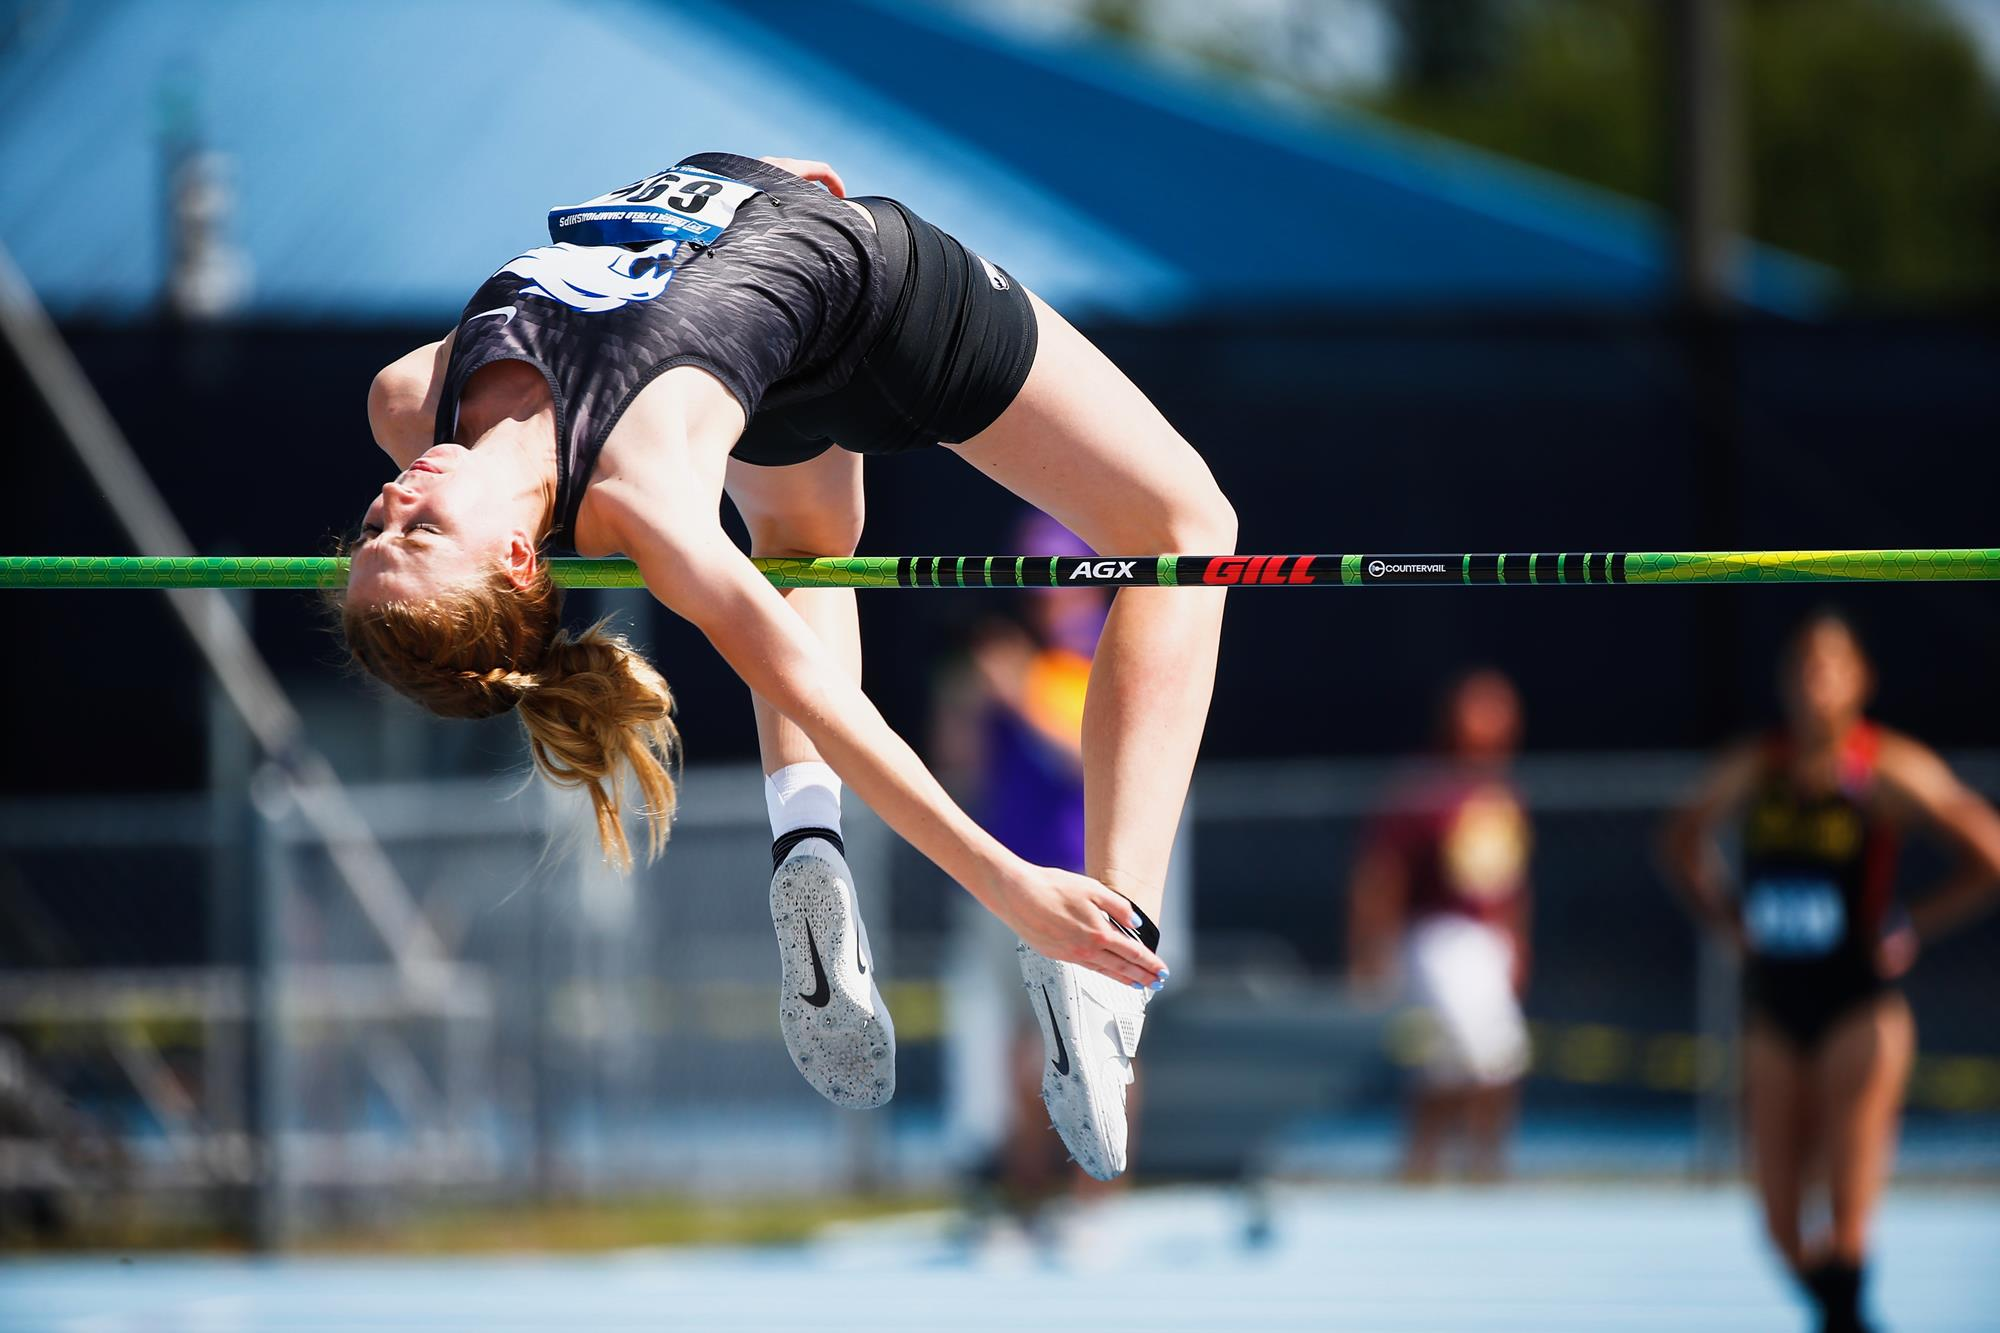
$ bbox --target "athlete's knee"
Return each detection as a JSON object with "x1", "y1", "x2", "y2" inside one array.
[
  {"x1": 1096, "y1": 465, "x2": 1234, "y2": 556},
  {"x1": 1197, "y1": 487, "x2": 1239, "y2": 554},
  {"x1": 1159, "y1": 479, "x2": 1236, "y2": 555}
]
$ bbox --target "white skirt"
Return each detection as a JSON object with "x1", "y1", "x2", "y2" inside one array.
[{"x1": 1402, "y1": 913, "x2": 1530, "y2": 1089}]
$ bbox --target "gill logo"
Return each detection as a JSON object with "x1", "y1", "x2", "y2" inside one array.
[
  {"x1": 1201, "y1": 556, "x2": 1315, "y2": 585},
  {"x1": 498, "y1": 242, "x2": 678, "y2": 313}
]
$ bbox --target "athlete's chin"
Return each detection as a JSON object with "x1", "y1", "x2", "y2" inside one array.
[{"x1": 416, "y1": 443, "x2": 471, "y2": 470}]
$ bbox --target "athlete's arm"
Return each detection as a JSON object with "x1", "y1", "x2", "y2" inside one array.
[
  {"x1": 1505, "y1": 882, "x2": 1533, "y2": 995},
  {"x1": 1876, "y1": 730, "x2": 2000, "y2": 948},
  {"x1": 1346, "y1": 836, "x2": 1406, "y2": 993},
  {"x1": 366, "y1": 333, "x2": 456, "y2": 469},
  {"x1": 589, "y1": 446, "x2": 1165, "y2": 988},
  {"x1": 1660, "y1": 743, "x2": 1761, "y2": 946}
]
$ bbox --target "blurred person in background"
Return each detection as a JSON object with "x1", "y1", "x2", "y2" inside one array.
[
  {"x1": 1665, "y1": 610, "x2": 2000, "y2": 1333},
  {"x1": 934, "y1": 513, "x2": 1125, "y2": 1248},
  {"x1": 1348, "y1": 669, "x2": 1532, "y2": 1182}
]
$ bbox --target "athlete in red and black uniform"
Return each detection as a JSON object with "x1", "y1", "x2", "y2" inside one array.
[
  {"x1": 1666, "y1": 611, "x2": 2000, "y2": 1333},
  {"x1": 1349, "y1": 670, "x2": 1533, "y2": 1182},
  {"x1": 1738, "y1": 721, "x2": 1901, "y2": 1051}
]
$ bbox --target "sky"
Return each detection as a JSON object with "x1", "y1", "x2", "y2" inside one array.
[{"x1": 1943, "y1": 0, "x2": 2000, "y2": 67}]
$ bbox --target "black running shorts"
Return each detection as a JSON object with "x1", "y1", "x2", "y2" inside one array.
[{"x1": 732, "y1": 196, "x2": 1039, "y2": 466}]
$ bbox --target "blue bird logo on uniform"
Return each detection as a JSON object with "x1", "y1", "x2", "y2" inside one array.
[{"x1": 499, "y1": 241, "x2": 679, "y2": 313}]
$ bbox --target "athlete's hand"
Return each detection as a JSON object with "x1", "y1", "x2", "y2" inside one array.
[
  {"x1": 759, "y1": 156, "x2": 847, "y2": 197},
  {"x1": 1877, "y1": 922, "x2": 1920, "y2": 979},
  {"x1": 987, "y1": 860, "x2": 1167, "y2": 989}
]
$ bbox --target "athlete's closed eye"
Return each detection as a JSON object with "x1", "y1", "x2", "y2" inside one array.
[{"x1": 355, "y1": 521, "x2": 442, "y2": 546}]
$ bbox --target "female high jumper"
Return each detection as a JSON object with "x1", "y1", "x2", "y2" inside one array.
[{"x1": 342, "y1": 152, "x2": 1234, "y2": 1181}]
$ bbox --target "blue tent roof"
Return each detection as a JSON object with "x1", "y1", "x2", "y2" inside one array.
[{"x1": 0, "y1": 0, "x2": 1830, "y2": 322}]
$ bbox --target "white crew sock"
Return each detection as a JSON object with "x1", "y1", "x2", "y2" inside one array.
[{"x1": 765, "y1": 761, "x2": 843, "y2": 840}]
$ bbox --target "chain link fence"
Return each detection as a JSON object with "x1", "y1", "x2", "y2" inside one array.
[{"x1": 4, "y1": 732, "x2": 1997, "y2": 1243}]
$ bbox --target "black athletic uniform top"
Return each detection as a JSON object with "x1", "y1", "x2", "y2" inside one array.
[
  {"x1": 432, "y1": 151, "x2": 1036, "y2": 551},
  {"x1": 432, "y1": 152, "x2": 886, "y2": 545},
  {"x1": 1738, "y1": 723, "x2": 1900, "y2": 1048}
]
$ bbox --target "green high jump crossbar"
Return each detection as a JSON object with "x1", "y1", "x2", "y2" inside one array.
[{"x1": 2, "y1": 550, "x2": 1997, "y2": 590}]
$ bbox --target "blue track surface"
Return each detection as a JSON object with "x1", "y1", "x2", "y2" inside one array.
[{"x1": 3, "y1": 1186, "x2": 1995, "y2": 1331}]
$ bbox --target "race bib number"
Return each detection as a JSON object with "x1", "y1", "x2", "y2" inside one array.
[
  {"x1": 1743, "y1": 877, "x2": 1846, "y2": 957},
  {"x1": 548, "y1": 165, "x2": 759, "y2": 247}
]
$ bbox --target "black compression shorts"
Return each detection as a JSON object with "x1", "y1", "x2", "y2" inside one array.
[
  {"x1": 1744, "y1": 959, "x2": 1894, "y2": 1052},
  {"x1": 732, "y1": 196, "x2": 1039, "y2": 466}
]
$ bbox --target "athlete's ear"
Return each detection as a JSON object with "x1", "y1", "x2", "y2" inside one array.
[{"x1": 502, "y1": 531, "x2": 539, "y2": 592}]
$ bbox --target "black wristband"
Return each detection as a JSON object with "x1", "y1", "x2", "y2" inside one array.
[{"x1": 1110, "y1": 896, "x2": 1162, "y2": 953}]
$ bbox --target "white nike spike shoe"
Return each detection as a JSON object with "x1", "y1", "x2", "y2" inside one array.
[
  {"x1": 770, "y1": 833, "x2": 895, "y2": 1109},
  {"x1": 1018, "y1": 942, "x2": 1150, "y2": 1181}
]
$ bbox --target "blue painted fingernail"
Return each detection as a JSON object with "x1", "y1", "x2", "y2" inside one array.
[
  {"x1": 1158, "y1": 968, "x2": 1171, "y2": 980},
  {"x1": 1150, "y1": 980, "x2": 1164, "y2": 992},
  {"x1": 1131, "y1": 982, "x2": 1145, "y2": 991},
  {"x1": 1129, "y1": 914, "x2": 1144, "y2": 928}
]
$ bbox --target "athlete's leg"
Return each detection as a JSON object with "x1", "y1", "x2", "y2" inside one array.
[
  {"x1": 1464, "y1": 1081, "x2": 1519, "y2": 1182},
  {"x1": 951, "y1": 292, "x2": 1236, "y2": 918},
  {"x1": 727, "y1": 449, "x2": 894, "y2": 1109},
  {"x1": 1743, "y1": 1019, "x2": 1817, "y2": 1271},
  {"x1": 1401, "y1": 1086, "x2": 1462, "y2": 1183},
  {"x1": 724, "y1": 449, "x2": 866, "y2": 770},
  {"x1": 1815, "y1": 994, "x2": 1914, "y2": 1264}
]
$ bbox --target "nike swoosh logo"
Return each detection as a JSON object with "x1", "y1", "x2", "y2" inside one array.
[
  {"x1": 466, "y1": 304, "x2": 517, "y2": 326},
  {"x1": 798, "y1": 921, "x2": 832, "y2": 1008},
  {"x1": 844, "y1": 878, "x2": 866, "y2": 976},
  {"x1": 1042, "y1": 985, "x2": 1069, "y2": 1076}
]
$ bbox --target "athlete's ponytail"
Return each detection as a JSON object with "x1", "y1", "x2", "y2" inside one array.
[
  {"x1": 515, "y1": 623, "x2": 679, "y2": 868},
  {"x1": 336, "y1": 565, "x2": 679, "y2": 870}
]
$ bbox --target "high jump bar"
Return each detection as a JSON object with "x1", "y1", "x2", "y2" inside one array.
[{"x1": 2, "y1": 550, "x2": 1997, "y2": 590}]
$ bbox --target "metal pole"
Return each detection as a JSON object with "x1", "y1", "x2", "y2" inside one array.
[
  {"x1": 1668, "y1": 0, "x2": 1749, "y2": 1176},
  {"x1": 1668, "y1": 0, "x2": 1748, "y2": 739},
  {"x1": 246, "y1": 777, "x2": 290, "y2": 1250},
  {"x1": 204, "y1": 589, "x2": 255, "y2": 1240},
  {"x1": 0, "y1": 245, "x2": 448, "y2": 987},
  {"x1": 1669, "y1": 0, "x2": 1741, "y2": 310},
  {"x1": 1692, "y1": 933, "x2": 1741, "y2": 1181}
]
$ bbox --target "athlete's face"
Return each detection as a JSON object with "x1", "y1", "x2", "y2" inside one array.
[
  {"x1": 345, "y1": 445, "x2": 530, "y2": 605},
  {"x1": 1785, "y1": 620, "x2": 1872, "y2": 730},
  {"x1": 1447, "y1": 670, "x2": 1522, "y2": 761}
]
